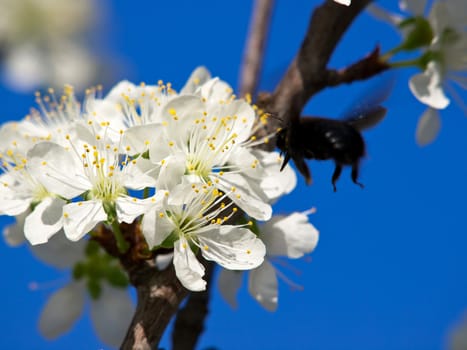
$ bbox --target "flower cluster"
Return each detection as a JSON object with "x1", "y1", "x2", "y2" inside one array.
[{"x1": 0, "y1": 67, "x2": 317, "y2": 293}]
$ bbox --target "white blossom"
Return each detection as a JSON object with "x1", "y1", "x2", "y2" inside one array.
[
  {"x1": 26, "y1": 126, "x2": 156, "y2": 241},
  {"x1": 143, "y1": 78, "x2": 275, "y2": 220},
  {"x1": 142, "y1": 183, "x2": 266, "y2": 291},
  {"x1": 219, "y1": 212, "x2": 319, "y2": 311},
  {"x1": 31, "y1": 233, "x2": 133, "y2": 347}
]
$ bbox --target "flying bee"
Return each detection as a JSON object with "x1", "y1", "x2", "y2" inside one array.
[{"x1": 276, "y1": 105, "x2": 387, "y2": 192}]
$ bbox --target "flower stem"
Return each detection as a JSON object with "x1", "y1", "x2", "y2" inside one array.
[
  {"x1": 389, "y1": 58, "x2": 422, "y2": 69},
  {"x1": 111, "y1": 219, "x2": 129, "y2": 253}
]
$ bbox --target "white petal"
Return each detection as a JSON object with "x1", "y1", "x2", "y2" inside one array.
[
  {"x1": 409, "y1": 62, "x2": 450, "y2": 109},
  {"x1": 160, "y1": 95, "x2": 205, "y2": 142},
  {"x1": 104, "y1": 80, "x2": 138, "y2": 102},
  {"x1": 200, "y1": 78, "x2": 233, "y2": 102},
  {"x1": 366, "y1": 4, "x2": 403, "y2": 25},
  {"x1": 63, "y1": 200, "x2": 107, "y2": 241},
  {"x1": 248, "y1": 261, "x2": 278, "y2": 312},
  {"x1": 148, "y1": 128, "x2": 171, "y2": 164},
  {"x1": 29, "y1": 231, "x2": 87, "y2": 268},
  {"x1": 155, "y1": 252, "x2": 174, "y2": 270},
  {"x1": 122, "y1": 158, "x2": 158, "y2": 190},
  {"x1": 262, "y1": 213, "x2": 319, "y2": 258},
  {"x1": 85, "y1": 99, "x2": 126, "y2": 142},
  {"x1": 156, "y1": 153, "x2": 186, "y2": 190},
  {"x1": 215, "y1": 173, "x2": 272, "y2": 220},
  {"x1": 141, "y1": 210, "x2": 173, "y2": 248},
  {"x1": 333, "y1": 0, "x2": 351, "y2": 6},
  {"x1": 180, "y1": 66, "x2": 211, "y2": 94},
  {"x1": 173, "y1": 238, "x2": 206, "y2": 291},
  {"x1": 90, "y1": 285, "x2": 134, "y2": 348},
  {"x1": 122, "y1": 124, "x2": 161, "y2": 156},
  {"x1": 116, "y1": 196, "x2": 155, "y2": 224},
  {"x1": 221, "y1": 100, "x2": 256, "y2": 143},
  {"x1": 399, "y1": 0, "x2": 427, "y2": 15},
  {"x1": 24, "y1": 197, "x2": 65, "y2": 245},
  {"x1": 254, "y1": 150, "x2": 297, "y2": 202},
  {"x1": 39, "y1": 281, "x2": 85, "y2": 339},
  {"x1": 141, "y1": 194, "x2": 175, "y2": 248},
  {"x1": 416, "y1": 108, "x2": 441, "y2": 146},
  {"x1": 227, "y1": 147, "x2": 265, "y2": 179},
  {"x1": 0, "y1": 190, "x2": 31, "y2": 216},
  {"x1": 199, "y1": 226, "x2": 266, "y2": 270},
  {"x1": 217, "y1": 269, "x2": 243, "y2": 309},
  {"x1": 27, "y1": 142, "x2": 90, "y2": 198}
]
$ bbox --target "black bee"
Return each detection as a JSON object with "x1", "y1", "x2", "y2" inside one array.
[{"x1": 276, "y1": 105, "x2": 387, "y2": 191}]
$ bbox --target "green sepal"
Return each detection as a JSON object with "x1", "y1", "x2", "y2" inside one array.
[
  {"x1": 106, "y1": 266, "x2": 129, "y2": 287},
  {"x1": 87, "y1": 278, "x2": 102, "y2": 300},
  {"x1": 398, "y1": 16, "x2": 434, "y2": 51}
]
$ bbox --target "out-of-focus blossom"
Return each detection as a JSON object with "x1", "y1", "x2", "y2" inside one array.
[
  {"x1": 218, "y1": 211, "x2": 319, "y2": 311},
  {"x1": 448, "y1": 311, "x2": 467, "y2": 350},
  {"x1": 368, "y1": 0, "x2": 467, "y2": 145},
  {"x1": 0, "y1": 0, "x2": 100, "y2": 91}
]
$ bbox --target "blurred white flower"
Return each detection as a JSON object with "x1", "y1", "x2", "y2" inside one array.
[
  {"x1": 368, "y1": 0, "x2": 467, "y2": 145},
  {"x1": 448, "y1": 311, "x2": 467, "y2": 350},
  {"x1": 218, "y1": 211, "x2": 319, "y2": 311},
  {"x1": 32, "y1": 234, "x2": 133, "y2": 348},
  {"x1": 0, "y1": 0, "x2": 100, "y2": 91}
]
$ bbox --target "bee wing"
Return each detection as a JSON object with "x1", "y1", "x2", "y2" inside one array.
[
  {"x1": 345, "y1": 106, "x2": 387, "y2": 131},
  {"x1": 341, "y1": 73, "x2": 395, "y2": 131}
]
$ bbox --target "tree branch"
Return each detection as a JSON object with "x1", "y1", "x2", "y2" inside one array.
[
  {"x1": 171, "y1": 261, "x2": 215, "y2": 350},
  {"x1": 239, "y1": 0, "x2": 275, "y2": 97},
  {"x1": 94, "y1": 223, "x2": 188, "y2": 350},
  {"x1": 257, "y1": 0, "x2": 388, "y2": 142}
]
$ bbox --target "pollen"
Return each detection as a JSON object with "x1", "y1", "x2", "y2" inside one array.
[
  {"x1": 246, "y1": 249, "x2": 251, "y2": 254},
  {"x1": 63, "y1": 213, "x2": 69, "y2": 218},
  {"x1": 159, "y1": 212, "x2": 164, "y2": 218}
]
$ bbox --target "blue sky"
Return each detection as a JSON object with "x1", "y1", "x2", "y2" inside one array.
[{"x1": 0, "y1": 1, "x2": 466, "y2": 349}]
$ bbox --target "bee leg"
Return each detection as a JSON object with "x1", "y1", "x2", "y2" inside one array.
[
  {"x1": 351, "y1": 163, "x2": 364, "y2": 189},
  {"x1": 280, "y1": 152, "x2": 291, "y2": 171},
  {"x1": 331, "y1": 163, "x2": 343, "y2": 192},
  {"x1": 295, "y1": 156, "x2": 312, "y2": 185}
]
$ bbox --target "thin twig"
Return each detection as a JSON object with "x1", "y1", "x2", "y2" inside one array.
[
  {"x1": 257, "y1": 0, "x2": 379, "y2": 142},
  {"x1": 239, "y1": 0, "x2": 275, "y2": 98}
]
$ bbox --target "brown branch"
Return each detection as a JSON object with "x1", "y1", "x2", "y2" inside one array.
[
  {"x1": 94, "y1": 223, "x2": 188, "y2": 350},
  {"x1": 257, "y1": 0, "x2": 384, "y2": 142},
  {"x1": 171, "y1": 260, "x2": 215, "y2": 350},
  {"x1": 326, "y1": 46, "x2": 390, "y2": 86},
  {"x1": 120, "y1": 262, "x2": 188, "y2": 350},
  {"x1": 239, "y1": 0, "x2": 275, "y2": 97}
]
